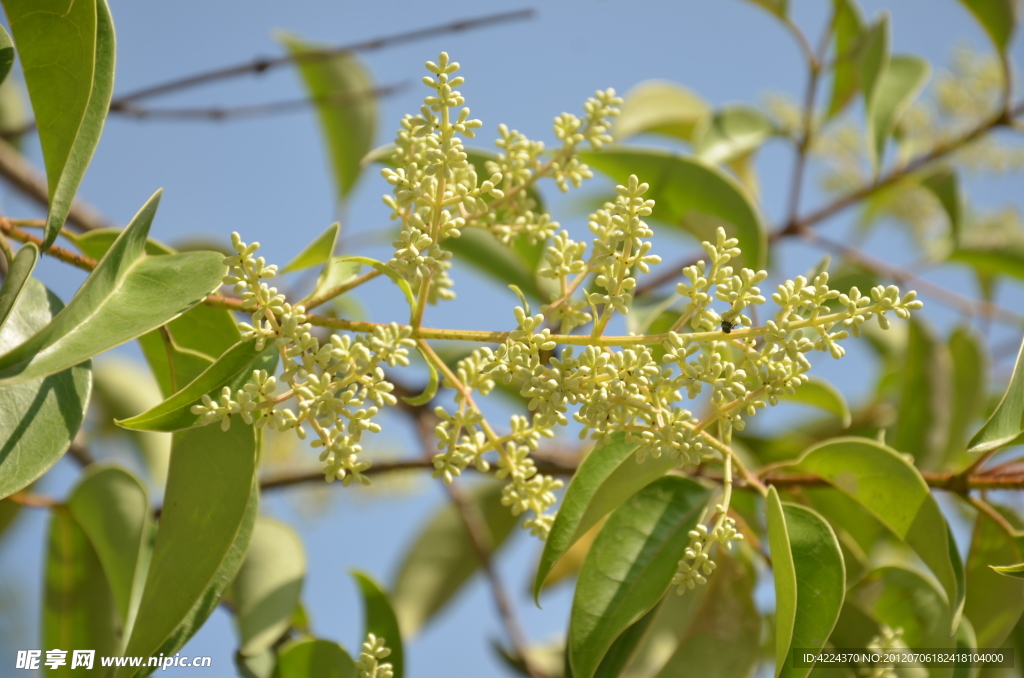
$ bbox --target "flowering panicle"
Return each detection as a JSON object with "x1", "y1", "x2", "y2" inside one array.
[
  {"x1": 355, "y1": 634, "x2": 393, "y2": 678},
  {"x1": 672, "y1": 506, "x2": 744, "y2": 594},
  {"x1": 191, "y1": 234, "x2": 414, "y2": 486}
]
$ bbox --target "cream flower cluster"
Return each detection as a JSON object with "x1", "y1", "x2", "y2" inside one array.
[
  {"x1": 191, "y1": 234, "x2": 414, "y2": 485},
  {"x1": 355, "y1": 634, "x2": 393, "y2": 678}
]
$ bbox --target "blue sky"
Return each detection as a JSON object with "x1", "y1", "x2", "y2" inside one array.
[{"x1": 2, "y1": 1, "x2": 1024, "y2": 676}]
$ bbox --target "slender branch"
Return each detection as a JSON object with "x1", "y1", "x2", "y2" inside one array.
[
  {"x1": 0, "y1": 219, "x2": 98, "y2": 268},
  {"x1": 6, "y1": 491, "x2": 60, "y2": 508},
  {"x1": 802, "y1": 229, "x2": 1024, "y2": 325},
  {"x1": 115, "y1": 9, "x2": 534, "y2": 106},
  {"x1": 110, "y1": 82, "x2": 408, "y2": 122},
  {"x1": 967, "y1": 495, "x2": 1023, "y2": 538},
  {"x1": 0, "y1": 139, "x2": 113, "y2": 232}
]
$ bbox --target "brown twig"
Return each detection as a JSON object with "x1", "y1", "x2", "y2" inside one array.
[
  {"x1": 111, "y1": 82, "x2": 408, "y2": 122},
  {"x1": 0, "y1": 219, "x2": 98, "y2": 268},
  {"x1": 6, "y1": 491, "x2": 60, "y2": 508},
  {"x1": 0, "y1": 139, "x2": 113, "y2": 232}
]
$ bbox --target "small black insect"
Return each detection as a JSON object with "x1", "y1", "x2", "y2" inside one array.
[{"x1": 721, "y1": 319, "x2": 734, "y2": 334}]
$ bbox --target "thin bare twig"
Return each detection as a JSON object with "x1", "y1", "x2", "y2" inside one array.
[{"x1": 111, "y1": 82, "x2": 408, "y2": 122}]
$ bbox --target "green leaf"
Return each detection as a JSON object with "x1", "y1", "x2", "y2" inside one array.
[
  {"x1": 535, "y1": 434, "x2": 675, "y2": 603},
  {"x1": 581, "y1": 149, "x2": 767, "y2": 269},
  {"x1": 965, "y1": 508, "x2": 1024, "y2": 646},
  {"x1": 66, "y1": 228, "x2": 176, "y2": 260},
  {"x1": 797, "y1": 438, "x2": 965, "y2": 632},
  {"x1": 858, "y1": 15, "x2": 890, "y2": 123},
  {"x1": 391, "y1": 480, "x2": 519, "y2": 637},
  {"x1": 827, "y1": 0, "x2": 866, "y2": 119},
  {"x1": 283, "y1": 222, "x2": 339, "y2": 273},
  {"x1": 138, "y1": 303, "x2": 242, "y2": 398},
  {"x1": 0, "y1": 191, "x2": 227, "y2": 385},
  {"x1": 42, "y1": 507, "x2": 120, "y2": 663},
  {"x1": 445, "y1": 227, "x2": 546, "y2": 300},
  {"x1": 303, "y1": 257, "x2": 362, "y2": 306},
  {"x1": 352, "y1": 571, "x2": 405, "y2": 678},
  {"x1": 0, "y1": 241, "x2": 37, "y2": 331},
  {"x1": 991, "y1": 563, "x2": 1024, "y2": 578},
  {"x1": 852, "y1": 566, "x2": 954, "y2": 651},
  {"x1": 651, "y1": 549, "x2": 761, "y2": 678},
  {"x1": 0, "y1": 24, "x2": 13, "y2": 88},
  {"x1": 0, "y1": 278, "x2": 90, "y2": 500},
  {"x1": 741, "y1": 0, "x2": 788, "y2": 19},
  {"x1": 278, "y1": 33, "x2": 376, "y2": 201},
  {"x1": 2, "y1": 0, "x2": 115, "y2": 250},
  {"x1": 949, "y1": 244, "x2": 1024, "y2": 282},
  {"x1": 67, "y1": 466, "x2": 151, "y2": 632},
  {"x1": 275, "y1": 638, "x2": 356, "y2": 678},
  {"x1": 117, "y1": 339, "x2": 278, "y2": 432},
  {"x1": 233, "y1": 517, "x2": 306, "y2": 657},
  {"x1": 593, "y1": 601, "x2": 662, "y2": 678},
  {"x1": 920, "y1": 168, "x2": 964, "y2": 246},
  {"x1": 955, "y1": 0, "x2": 1017, "y2": 56},
  {"x1": 767, "y1": 488, "x2": 846, "y2": 678},
  {"x1": 694, "y1": 106, "x2": 775, "y2": 165},
  {"x1": 614, "y1": 80, "x2": 711, "y2": 143},
  {"x1": 891, "y1": 318, "x2": 951, "y2": 468},
  {"x1": 944, "y1": 326, "x2": 987, "y2": 470},
  {"x1": 968, "y1": 337, "x2": 1024, "y2": 454},
  {"x1": 92, "y1": 359, "x2": 172, "y2": 483},
  {"x1": 117, "y1": 423, "x2": 257, "y2": 677},
  {"x1": 568, "y1": 476, "x2": 710, "y2": 678},
  {"x1": 779, "y1": 377, "x2": 851, "y2": 428},
  {"x1": 867, "y1": 54, "x2": 930, "y2": 172},
  {"x1": 952, "y1": 617, "x2": 976, "y2": 678}
]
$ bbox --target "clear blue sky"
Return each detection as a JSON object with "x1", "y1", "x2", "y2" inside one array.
[{"x1": 1, "y1": 1, "x2": 1023, "y2": 676}]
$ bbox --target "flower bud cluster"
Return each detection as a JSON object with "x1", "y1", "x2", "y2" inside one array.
[
  {"x1": 192, "y1": 234, "x2": 414, "y2": 485},
  {"x1": 355, "y1": 633, "x2": 393, "y2": 678},
  {"x1": 672, "y1": 511, "x2": 744, "y2": 594},
  {"x1": 382, "y1": 53, "x2": 622, "y2": 306}
]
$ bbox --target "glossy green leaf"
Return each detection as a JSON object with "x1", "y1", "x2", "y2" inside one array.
[
  {"x1": 827, "y1": 0, "x2": 866, "y2": 118},
  {"x1": 991, "y1": 563, "x2": 1024, "y2": 578},
  {"x1": 117, "y1": 423, "x2": 257, "y2": 677},
  {"x1": 767, "y1": 488, "x2": 846, "y2": 678},
  {"x1": 891, "y1": 318, "x2": 950, "y2": 468},
  {"x1": 615, "y1": 80, "x2": 711, "y2": 143},
  {"x1": 275, "y1": 638, "x2": 355, "y2": 678},
  {"x1": 593, "y1": 602, "x2": 661, "y2": 678},
  {"x1": 0, "y1": 191, "x2": 227, "y2": 385},
  {"x1": 283, "y1": 222, "x2": 339, "y2": 273},
  {"x1": 0, "y1": 241, "x2": 37, "y2": 331},
  {"x1": 955, "y1": 0, "x2": 1017, "y2": 55},
  {"x1": 391, "y1": 480, "x2": 519, "y2": 637},
  {"x1": 352, "y1": 571, "x2": 404, "y2": 678},
  {"x1": 852, "y1": 566, "x2": 954, "y2": 651},
  {"x1": 619, "y1": 571, "x2": 708, "y2": 678},
  {"x1": 921, "y1": 168, "x2": 964, "y2": 245},
  {"x1": 867, "y1": 54, "x2": 929, "y2": 172},
  {"x1": 0, "y1": 278, "x2": 90, "y2": 500},
  {"x1": 695, "y1": 106, "x2": 775, "y2": 164},
  {"x1": 581, "y1": 149, "x2": 767, "y2": 269},
  {"x1": 797, "y1": 438, "x2": 964, "y2": 631},
  {"x1": 944, "y1": 326, "x2": 987, "y2": 470},
  {"x1": 233, "y1": 517, "x2": 306, "y2": 657},
  {"x1": 568, "y1": 476, "x2": 710, "y2": 678},
  {"x1": 965, "y1": 508, "x2": 1024, "y2": 646},
  {"x1": 67, "y1": 466, "x2": 151, "y2": 632},
  {"x1": 779, "y1": 377, "x2": 852, "y2": 428},
  {"x1": 66, "y1": 228, "x2": 176, "y2": 260},
  {"x1": 952, "y1": 617, "x2": 976, "y2": 678},
  {"x1": 2, "y1": 0, "x2": 115, "y2": 249},
  {"x1": 138, "y1": 303, "x2": 242, "y2": 398},
  {"x1": 0, "y1": 24, "x2": 13, "y2": 88},
  {"x1": 117, "y1": 339, "x2": 277, "y2": 432},
  {"x1": 535, "y1": 434, "x2": 675, "y2": 603},
  {"x1": 42, "y1": 507, "x2": 120, "y2": 665},
  {"x1": 968, "y1": 337, "x2": 1024, "y2": 454},
  {"x1": 279, "y1": 33, "x2": 375, "y2": 201}
]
